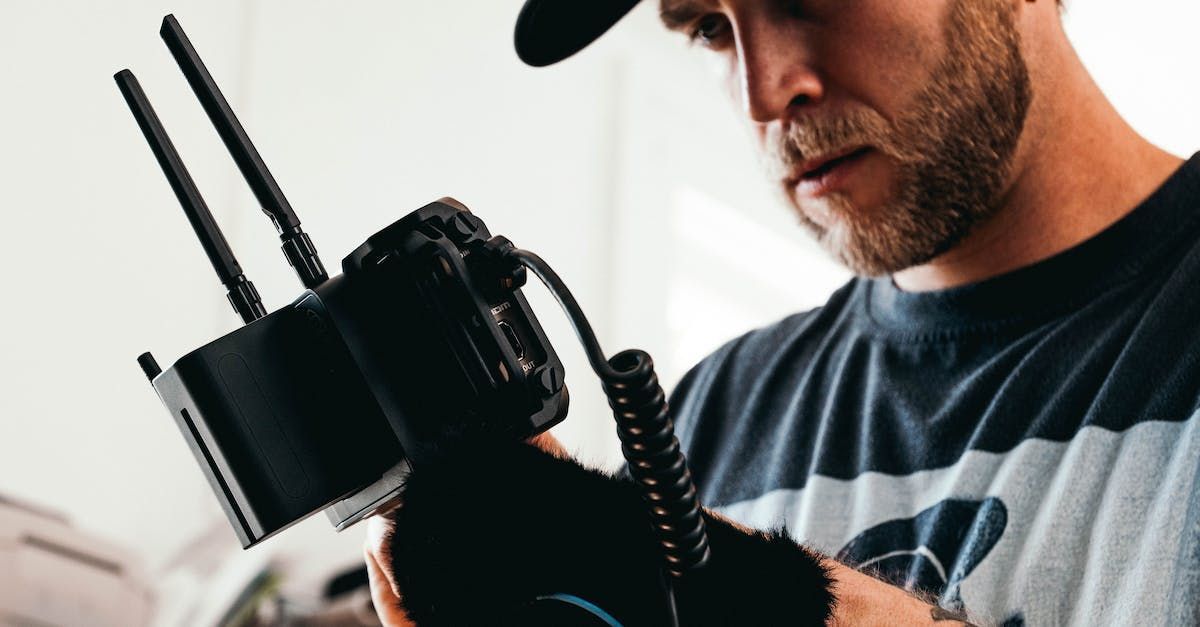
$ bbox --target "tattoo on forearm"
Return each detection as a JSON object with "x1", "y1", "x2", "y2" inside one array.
[{"x1": 930, "y1": 606, "x2": 979, "y2": 626}]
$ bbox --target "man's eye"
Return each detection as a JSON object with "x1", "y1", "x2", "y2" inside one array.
[{"x1": 689, "y1": 14, "x2": 731, "y2": 48}]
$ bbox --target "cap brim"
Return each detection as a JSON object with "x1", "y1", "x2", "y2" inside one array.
[{"x1": 515, "y1": 0, "x2": 641, "y2": 67}]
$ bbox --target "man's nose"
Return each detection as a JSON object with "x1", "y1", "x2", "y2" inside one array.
[{"x1": 735, "y1": 25, "x2": 824, "y2": 124}]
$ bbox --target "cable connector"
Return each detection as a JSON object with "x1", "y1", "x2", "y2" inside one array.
[{"x1": 477, "y1": 235, "x2": 528, "y2": 295}]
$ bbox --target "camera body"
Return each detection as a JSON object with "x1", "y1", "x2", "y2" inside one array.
[
  {"x1": 123, "y1": 19, "x2": 712, "y2": 620},
  {"x1": 118, "y1": 17, "x2": 570, "y2": 549},
  {"x1": 149, "y1": 198, "x2": 568, "y2": 547}
]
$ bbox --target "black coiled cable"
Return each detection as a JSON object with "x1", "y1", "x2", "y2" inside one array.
[
  {"x1": 498, "y1": 244, "x2": 711, "y2": 626},
  {"x1": 602, "y1": 348, "x2": 711, "y2": 577}
]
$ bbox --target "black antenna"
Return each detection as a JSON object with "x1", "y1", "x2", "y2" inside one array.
[
  {"x1": 159, "y1": 14, "x2": 328, "y2": 290},
  {"x1": 115, "y1": 69, "x2": 267, "y2": 324}
]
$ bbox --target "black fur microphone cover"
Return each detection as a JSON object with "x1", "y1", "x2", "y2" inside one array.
[{"x1": 384, "y1": 441, "x2": 836, "y2": 626}]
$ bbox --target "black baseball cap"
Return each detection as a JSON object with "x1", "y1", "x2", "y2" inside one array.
[{"x1": 514, "y1": 0, "x2": 642, "y2": 67}]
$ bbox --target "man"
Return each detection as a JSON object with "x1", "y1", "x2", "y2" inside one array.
[{"x1": 367, "y1": 0, "x2": 1200, "y2": 624}]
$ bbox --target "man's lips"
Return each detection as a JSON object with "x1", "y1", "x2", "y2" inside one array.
[
  {"x1": 787, "y1": 146, "x2": 872, "y2": 184},
  {"x1": 786, "y1": 146, "x2": 873, "y2": 197}
]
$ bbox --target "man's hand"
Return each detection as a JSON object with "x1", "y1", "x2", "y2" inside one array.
[{"x1": 362, "y1": 432, "x2": 565, "y2": 626}]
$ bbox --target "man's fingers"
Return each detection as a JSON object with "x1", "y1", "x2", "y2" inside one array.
[
  {"x1": 530, "y1": 431, "x2": 568, "y2": 458},
  {"x1": 365, "y1": 515, "x2": 418, "y2": 626},
  {"x1": 365, "y1": 516, "x2": 399, "y2": 598},
  {"x1": 365, "y1": 541, "x2": 415, "y2": 626}
]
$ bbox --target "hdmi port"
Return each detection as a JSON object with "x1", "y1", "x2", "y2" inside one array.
[{"x1": 497, "y1": 320, "x2": 525, "y2": 359}]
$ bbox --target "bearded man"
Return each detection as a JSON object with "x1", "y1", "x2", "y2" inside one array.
[{"x1": 366, "y1": 0, "x2": 1200, "y2": 624}]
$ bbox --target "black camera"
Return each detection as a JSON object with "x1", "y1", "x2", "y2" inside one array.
[
  {"x1": 120, "y1": 17, "x2": 566, "y2": 548},
  {"x1": 121, "y1": 21, "x2": 711, "y2": 624}
]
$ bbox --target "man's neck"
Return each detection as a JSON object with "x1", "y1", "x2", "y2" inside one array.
[{"x1": 892, "y1": 27, "x2": 1183, "y2": 293}]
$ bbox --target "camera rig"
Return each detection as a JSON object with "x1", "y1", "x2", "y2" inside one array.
[{"x1": 118, "y1": 15, "x2": 709, "y2": 625}]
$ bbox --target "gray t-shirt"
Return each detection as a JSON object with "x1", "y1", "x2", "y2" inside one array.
[{"x1": 670, "y1": 155, "x2": 1200, "y2": 625}]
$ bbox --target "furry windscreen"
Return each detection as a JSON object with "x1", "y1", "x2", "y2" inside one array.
[{"x1": 384, "y1": 441, "x2": 836, "y2": 626}]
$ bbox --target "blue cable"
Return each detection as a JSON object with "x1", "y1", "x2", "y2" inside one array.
[{"x1": 535, "y1": 593, "x2": 625, "y2": 627}]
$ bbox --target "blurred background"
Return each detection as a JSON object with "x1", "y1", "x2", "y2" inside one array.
[{"x1": 1, "y1": 0, "x2": 1198, "y2": 624}]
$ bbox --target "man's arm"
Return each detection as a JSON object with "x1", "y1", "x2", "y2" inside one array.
[{"x1": 826, "y1": 561, "x2": 978, "y2": 626}]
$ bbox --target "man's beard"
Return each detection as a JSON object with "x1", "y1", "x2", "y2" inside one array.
[{"x1": 767, "y1": 0, "x2": 1033, "y2": 276}]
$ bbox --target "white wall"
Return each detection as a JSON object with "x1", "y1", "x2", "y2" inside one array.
[
  {"x1": 1, "y1": 0, "x2": 1198, "y2": 597},
  {"x1": 1063, "y1": 0, "x2": 1200, "y2": 157},
  {"x1": 1, "y1": 0, "x2": 257, "y2": 570}
]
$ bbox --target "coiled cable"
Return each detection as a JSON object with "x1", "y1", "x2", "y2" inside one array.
[
  {"x1": 601, "y1": 348, "x2": 711, "y2": 577},
  {"x1": 501, "y1": 245, "x2": 712, "y2": 626}
]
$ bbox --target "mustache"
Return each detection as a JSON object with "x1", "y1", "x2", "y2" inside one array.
[{"x1": 764, "y1": 108, "x2": 908, "y2": 182}]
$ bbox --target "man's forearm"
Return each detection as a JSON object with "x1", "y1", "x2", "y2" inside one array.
[{"x1": 826, "y1": 561, "x2": 978, "y2": 627}]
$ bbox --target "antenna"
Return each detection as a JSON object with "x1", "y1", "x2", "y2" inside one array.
[
  {"x1": 159, "y1": 14, "x2": 328, "y2": 290},
  {"x1": 115, "y1": 69, "x2": 267, "y2": 324}
]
